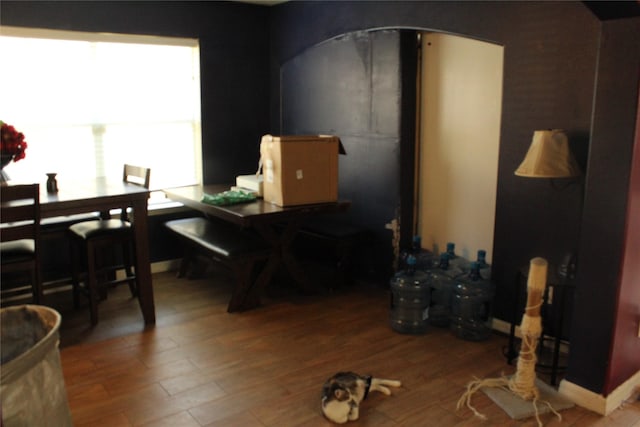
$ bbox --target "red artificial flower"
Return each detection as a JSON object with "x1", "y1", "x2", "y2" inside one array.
[{"x1": 0, "y1": 121, "x2": 28, "y2": 162}]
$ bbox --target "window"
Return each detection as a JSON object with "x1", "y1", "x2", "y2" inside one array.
[{"x1": 0, "y1": 27, "x2": 202, "y2": 191}]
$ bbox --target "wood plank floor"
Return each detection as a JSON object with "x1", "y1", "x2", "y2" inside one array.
[{"x1": 42, "y1": 267, "x2": 640, "y2": 426}]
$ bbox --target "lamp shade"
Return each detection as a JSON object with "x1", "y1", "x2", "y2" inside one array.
[{"x1": 514, "y1": 130, "x2": 581, "y2": 178}]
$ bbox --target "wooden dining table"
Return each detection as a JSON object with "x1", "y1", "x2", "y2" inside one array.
[
  {"x1": 163, "y1": 184, "x2": 351, "y2": 307},
  {"x1": 39, "y1": 177, "x2": 155, "y2": 324}
]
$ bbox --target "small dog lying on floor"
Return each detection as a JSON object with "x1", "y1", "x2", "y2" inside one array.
[{"x1": 321, "y1": 372, "x2": 402, "y2": 424}]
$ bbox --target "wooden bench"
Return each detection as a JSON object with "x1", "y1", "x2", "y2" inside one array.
[{"x1": 164, "y1": 216, "x2": 271, "y2": 312}]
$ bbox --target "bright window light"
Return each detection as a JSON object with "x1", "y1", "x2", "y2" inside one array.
[{"x1": 0, "y1": 27, "x2": 202, "y2": 190}]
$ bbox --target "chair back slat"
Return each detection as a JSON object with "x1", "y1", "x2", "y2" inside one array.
[
  {"x1": 1, "y1": 184, "x2": 40, "y2": 244},
  {"x1": 2, "y1": 185, "x2": 39, "y2": 201},
  {"x1": 119, "y1": 165, "x2": 151, "y2": 222},
  {"x1": 123, "y1": 164, "x2": 151, "y2": 189},
  {"x1": 2, "y1": 203, "x2": 38, "y2": 223},
  {"x1": 1, "y1": 223, "x2": 37, "y2": 242}
]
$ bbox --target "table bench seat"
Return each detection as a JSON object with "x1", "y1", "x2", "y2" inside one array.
[{"x1": 164, "y1": 217, "x2": 271, "y2": 312}]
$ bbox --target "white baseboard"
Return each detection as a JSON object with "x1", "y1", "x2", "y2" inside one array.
[
  {"x1": 492, "y1": 319, "x2": 639, "y2": 415},
  {"x1": 151, "y1": 259, "x2": 180, "y2": 274},
  {"x1": 45, "y1": 259, "x2": 180, "y2": 295},
  {"x1": 558, "y1": 370, "x2": 640, "y2": 415},
  {"x1": 492, "y1": 318, "x2": 512, "y2": 335},
  {"x1": 116, "y1": 259, "x2": 179, "y2": 280}
]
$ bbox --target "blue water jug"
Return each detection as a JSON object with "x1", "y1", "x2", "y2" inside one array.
[
  {"x1": 389, "y1": 255, "x2": 431, "y2": 334},
  {"x1": 450, "y1": 262, "x2": 496, "y2": 341},
  {"x1": 429, "y1": 253, "x2": 463, "y2": 327},
  {"x1": 476, "y1": 249, "x2": 491, "y2": 280},
  {"x1": 446, "y1": 242, "x2": 470, "y2": 272}
]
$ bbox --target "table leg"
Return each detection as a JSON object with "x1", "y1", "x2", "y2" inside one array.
[
  {"x1": 277, "y1": 220, "x2": 317, "y2": 294},
  {"x1": 132, "y1": 198, "x2": 155, "y2": 325},
  {"x1": 245, "y1": 220, "x2": 317, "y2": 306}
]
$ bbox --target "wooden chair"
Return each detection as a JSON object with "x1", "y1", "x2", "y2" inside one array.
[
  {"x1": 69, "y1": 164, "x2": 150, "y2": 325},
  {"x1": 0, "y1": 184, "x2": 43, "y2": 305},
  {"x1": 122, "y1": 164, "x2": 150, "y2": 189}
]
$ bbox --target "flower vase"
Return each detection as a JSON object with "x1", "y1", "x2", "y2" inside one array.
[
  {"x1": 46, "y1": 173, "x2": 59, "y2": 193},
  {"x1": 0, "y1": 154, "x2": 14, "y2": 185}
]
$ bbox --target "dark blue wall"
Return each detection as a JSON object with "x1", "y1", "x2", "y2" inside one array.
[
  {"x1": 269, "y1": 1, "x2": 597, "y2": 317},
  {"x1": 280, "y1": 30, "x2": 415, "y2": 280}
]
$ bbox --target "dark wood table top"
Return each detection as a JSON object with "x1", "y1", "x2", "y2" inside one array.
[
  {"x1": 39, "y1": 176, "x2": 150, "y2": 218},
  {"x1": 163, "y1": 184, "x2": 351, "y2": 227}
]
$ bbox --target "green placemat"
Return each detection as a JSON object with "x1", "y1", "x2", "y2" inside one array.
[{"x1": 201, "y1": 190, "x2": 257, "y2": 206}]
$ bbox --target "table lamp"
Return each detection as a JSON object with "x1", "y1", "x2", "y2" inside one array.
[{"x1": 514, "y1": 129, "x2": 581, "y2": 178}]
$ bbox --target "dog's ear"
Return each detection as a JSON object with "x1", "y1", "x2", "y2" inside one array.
[{"x1": 334, "y1": 388, "x2": 347, "y2": 400}]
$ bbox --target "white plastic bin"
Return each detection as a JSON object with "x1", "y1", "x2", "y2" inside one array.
[{"x1": 1, "y1": 305, "x2": 73, "y2": 426}]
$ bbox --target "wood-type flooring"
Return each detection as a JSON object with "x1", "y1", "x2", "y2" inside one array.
[{"x1": 34, "y1": 267, "x2": 640, "y2": 426}]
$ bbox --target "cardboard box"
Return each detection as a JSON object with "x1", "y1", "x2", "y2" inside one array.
[{"x1": 259, "y1": 134, "x2": 345, "y2": 206}]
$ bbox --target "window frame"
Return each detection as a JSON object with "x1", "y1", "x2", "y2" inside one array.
[{"x1": 0, "y1": 26, "x2": 203, "y2": 193}]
